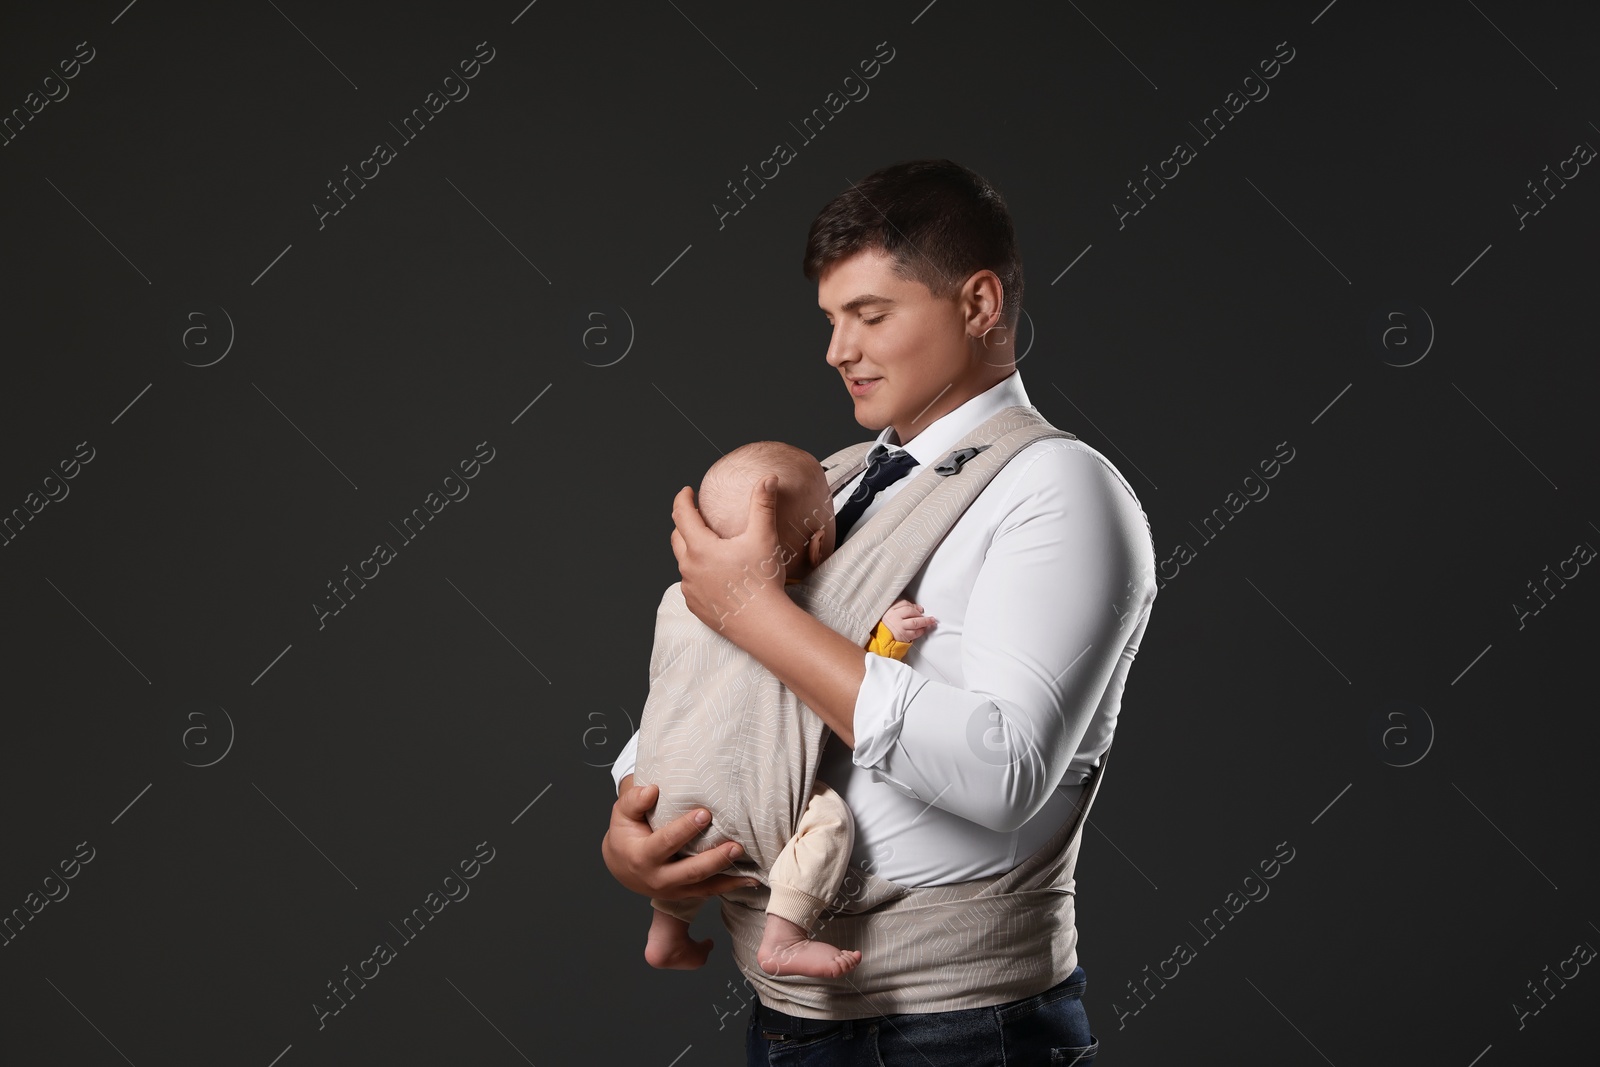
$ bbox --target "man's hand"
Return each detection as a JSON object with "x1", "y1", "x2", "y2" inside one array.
[
  {"x1": 602, "y1": 775, "x2": 758, "y2": 900},
  {"x1": 670, "y1": 476, "x2": 791, "y2": 640},
  {"x1": 882, "y1": 598, "x2": 938, "y2": 644}
]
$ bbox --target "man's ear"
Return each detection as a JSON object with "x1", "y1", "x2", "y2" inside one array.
[{"x1": 963, "y1": 269, "x2": 1005, "y2": 336}]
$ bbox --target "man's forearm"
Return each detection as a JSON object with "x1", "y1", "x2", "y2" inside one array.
[{"x1": 730, "y1": 594, "x2": 866, "y2": 749}]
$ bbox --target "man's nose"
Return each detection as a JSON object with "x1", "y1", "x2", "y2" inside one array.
[{"x1": 825, "y1": 324, "x2": 855, "y2": 368}]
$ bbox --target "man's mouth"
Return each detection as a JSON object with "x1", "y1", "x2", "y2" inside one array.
[{"x1": 848, "y1": 377, "x2": 880, "y2": 396}]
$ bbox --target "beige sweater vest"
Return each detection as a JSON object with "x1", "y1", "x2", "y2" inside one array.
[{"x1": 635, "y1": 404, "x2": 1111, "y2": 1018}]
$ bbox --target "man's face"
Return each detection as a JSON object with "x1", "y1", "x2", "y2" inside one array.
[{"x1": 817, "y1": 246, "x2": 978, "y2": 444}]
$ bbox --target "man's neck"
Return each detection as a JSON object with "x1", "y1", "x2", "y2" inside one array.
[{"x1": 892, "y1": 367, "x2": 1014, "y2": 446}]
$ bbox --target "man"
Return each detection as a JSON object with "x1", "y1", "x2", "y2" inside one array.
[{"x1": 603, "y1": 159, "x2": 1157, "y2": 1063}]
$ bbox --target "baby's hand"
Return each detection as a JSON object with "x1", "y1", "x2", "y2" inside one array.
[{"x1": 882, "y1": 599, "x2": 937, "y2": 644}]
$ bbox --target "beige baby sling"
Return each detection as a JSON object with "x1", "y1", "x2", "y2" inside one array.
[{"x1": 635, "y1": 404, "x2": 1113, "y2": 1018}]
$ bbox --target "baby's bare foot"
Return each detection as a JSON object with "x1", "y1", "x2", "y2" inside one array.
[
  {"x1": 646, "y1": 930, "x2": 713, "y2": 970},
  {"x1": 757, "y1": 915, "x2": 861, "y2": 978},
  {"x1": 645, "y1": 911, "x2": 713, "y2": 970}
]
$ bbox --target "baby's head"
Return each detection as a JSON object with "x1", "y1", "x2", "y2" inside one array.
[{"x1": 698, "y1": 441, "x2": 837, "y2": 583}]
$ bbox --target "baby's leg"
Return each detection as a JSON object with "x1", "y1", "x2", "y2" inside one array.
[
  {"x1": 645, "y1": 897, "x2": 714, "y2": 970},
  {"x1": 757, "y1": 780, "x2": 862, "y2": 978}
]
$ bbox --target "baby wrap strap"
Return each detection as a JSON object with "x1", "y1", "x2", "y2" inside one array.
[
  {"x1": 721, "y1": 749, "x2": 1111, "y2": 1018},
  {"x1": 714, "y1": 406, "x2": 1108, "y2": 1017},
  {"x1": 634, "y1": 406, "x2": 1097, "y2": 1017}
]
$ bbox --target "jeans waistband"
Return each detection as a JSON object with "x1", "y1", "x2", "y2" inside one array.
[
  {"x1": 752, "y1": 966, "x2": 1088, "y2": 1040},
  {"x1": 754, "y1": 1001, "x2": 858, "y2": 1041}
]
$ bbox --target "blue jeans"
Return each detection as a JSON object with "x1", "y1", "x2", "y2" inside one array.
[{"x1": 745, "y1": 965, "x2": 1099, "y2": 1065}]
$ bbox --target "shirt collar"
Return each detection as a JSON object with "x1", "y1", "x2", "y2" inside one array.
[{"x1": 871, "y1": 369, "x2": 1033, "y2": 468}]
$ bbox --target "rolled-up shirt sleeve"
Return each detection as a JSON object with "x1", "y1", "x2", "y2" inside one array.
[
  {"x1": 849, "y1": 444, "x2": 1157, "y2": 834},
  {"x1": 610, "y1": 730, "x2": 640, "y2": 795}
]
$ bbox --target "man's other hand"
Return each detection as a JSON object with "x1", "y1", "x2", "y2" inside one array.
[
  {"x1": 602, "y1": 775, "x2": 758, "y2": 899},
  {"x1": 670, "y1": 476, "x2": 789, "y2": 638}
]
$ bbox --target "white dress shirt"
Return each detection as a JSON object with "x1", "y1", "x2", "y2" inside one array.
[{"x1": 612, "y1": 370, "x2": 1158, "y2": 887}]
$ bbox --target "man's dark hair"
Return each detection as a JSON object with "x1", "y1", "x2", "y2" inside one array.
[{"x1": 802, "y1": 159, "x2": 1023, "y2": 328}]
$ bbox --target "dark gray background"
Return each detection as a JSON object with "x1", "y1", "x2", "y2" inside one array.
[{"x1": 2, "y1": 1, "x2": 1595, "y2": 1064}]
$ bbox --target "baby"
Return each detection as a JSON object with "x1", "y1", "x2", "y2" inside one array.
[{"x1": 642, "y1": 440, "x2": 937, "y2": 979}]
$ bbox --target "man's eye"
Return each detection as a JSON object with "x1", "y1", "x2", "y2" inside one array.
[{"x1": 863, "y1": 315, "x2": 886, "y2": 325}]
